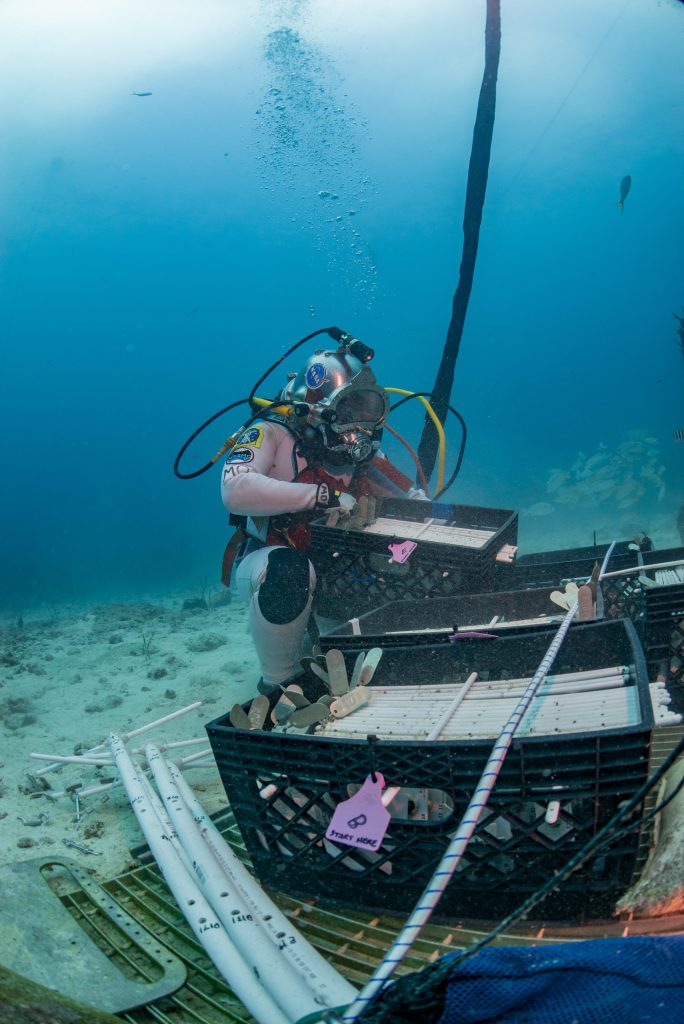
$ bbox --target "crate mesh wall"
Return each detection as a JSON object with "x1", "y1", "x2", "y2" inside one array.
[{"x1": 206, "y1": 726, "x2": 651, "y2": 921}]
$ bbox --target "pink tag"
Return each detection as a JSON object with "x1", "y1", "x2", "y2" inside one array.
[
  {"x1": 325, "y1": 773, "x2": 391, "y2": 851},
  {"x1": 388, "y1": 540, "x2": 417, "y2": 564}
]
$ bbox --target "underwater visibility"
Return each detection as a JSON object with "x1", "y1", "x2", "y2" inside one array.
[{"x1": 1, "y1": 1, "x2": 684, "y2": 1022}]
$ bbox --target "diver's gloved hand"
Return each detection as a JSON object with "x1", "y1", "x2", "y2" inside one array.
[
  {"x1": 407, "y1": 486, "x2": 428, "y2": 500},
  {"x1": 315, "y1": 483, "x2": 357, "y2": 515}
]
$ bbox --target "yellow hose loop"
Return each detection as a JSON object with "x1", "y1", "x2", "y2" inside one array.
[{"x1": 384, "y1": 388, "x2": 446, "y2": 493}]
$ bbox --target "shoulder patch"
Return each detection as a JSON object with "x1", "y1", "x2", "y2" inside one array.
[
  {"x1": 225, "y1": 447, "x2": 254, "y2": 465},
  {"x1": 235, "y1": 426, "x2": 264, "y2": 449}
]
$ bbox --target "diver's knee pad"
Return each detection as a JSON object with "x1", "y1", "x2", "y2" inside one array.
[{"x1": 257, "y1": 547, "x2": 312, "y2": 625}]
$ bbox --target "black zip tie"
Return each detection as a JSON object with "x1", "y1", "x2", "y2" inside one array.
[{"x1": 367, "y1": 734, "x2": 378, "y2": 783}]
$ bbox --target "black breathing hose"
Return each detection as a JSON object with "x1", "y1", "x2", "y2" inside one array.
[
  {"x1": 247, "y1": 326, "x2": 340, "y2": 406},
  {"x1": 173, "y1": 326, "x2": 341, "y2": 480}
]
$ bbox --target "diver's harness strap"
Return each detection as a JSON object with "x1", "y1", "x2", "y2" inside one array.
[{"x1": 221, "y1": 525, "x2": 246, "y2": 588}]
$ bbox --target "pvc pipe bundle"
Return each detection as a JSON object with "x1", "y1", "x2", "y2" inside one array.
[
  {"x1": 165, "y1": 760, "x2": 354, "y2": 1004},
  {"x1": 318, "y1": 665, "x2": 638, "y2": 741},
  {"x1": 599, "y1": 558, "x2": 684, "y2": 580},
  {"x1": 364, "y1": 516, "x2": 494, "y2": 548},
  {"x1": 654, "y1": 566, "x2": 684, "y2": 585},
  {"x1": 387, "y1": 614, "x2": 559, "y2": 635},
  {"x1": 109, "y1": 733, "x2": 356, "y2": 1024}
]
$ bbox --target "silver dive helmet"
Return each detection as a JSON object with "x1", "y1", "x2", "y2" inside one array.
[{"x1": 281, "y1": 348, "x2": 389, "y2": 465}]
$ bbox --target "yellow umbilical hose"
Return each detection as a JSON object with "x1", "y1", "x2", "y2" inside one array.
[{"x1": 384, "y1": 388, "x2": 446, "y2": 494}]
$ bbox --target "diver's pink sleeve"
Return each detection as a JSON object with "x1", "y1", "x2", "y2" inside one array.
[{"x1": 220, "y1": 421, "x2": 319, "y2": 516}]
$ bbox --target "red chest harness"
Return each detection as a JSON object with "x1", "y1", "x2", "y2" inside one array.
[{"x1": 265, "y1": 465, "x2": 364, "y2": 552}]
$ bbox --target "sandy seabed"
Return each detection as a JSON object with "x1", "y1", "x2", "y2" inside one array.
[{"x1": 0, "y1": 589, "x2": 259, "y2": 881}]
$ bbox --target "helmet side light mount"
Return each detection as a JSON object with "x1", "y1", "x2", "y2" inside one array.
[{"x1": 326, "y1": 326, "x2": 374, "y2": 364}]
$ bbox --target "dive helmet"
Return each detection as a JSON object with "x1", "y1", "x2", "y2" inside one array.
[{"x1": 281, "y1": 348, "x2": 389, "y2": 464}]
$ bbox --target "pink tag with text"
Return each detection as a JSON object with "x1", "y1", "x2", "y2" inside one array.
[
  {"x1": 325, "y1": 773, "x2": 391, "y2": 851},
  {"x1": 388, "y1": 540, "x2": 417, "y2": 564}
]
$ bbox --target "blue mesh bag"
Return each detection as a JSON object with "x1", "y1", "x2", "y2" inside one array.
[{"x1": 438, "y1": 936, "x2": 684, "y2": 1023}]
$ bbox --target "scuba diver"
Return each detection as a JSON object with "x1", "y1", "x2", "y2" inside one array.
[
  {"x1": 174, "y1": 324, "x2": 466, "y2": 702},
  {"x1": 220, "y1": 341, "x2": 424, "y2": 698}
]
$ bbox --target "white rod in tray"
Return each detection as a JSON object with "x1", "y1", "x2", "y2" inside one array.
[{"x1": 425, "y1": 672, "x2": 478, "y2": 740}]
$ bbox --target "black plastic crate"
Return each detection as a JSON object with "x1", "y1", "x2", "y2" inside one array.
[
  {"x1": 318, "y1": 587, "x2": 581, "y2": 654},
  {"x1": 206, "y1": 620, "x2": 652, "y2": 922},
  {"x1": 599, "y1": 547, "x2": 682, "y2": 617},
  {"x1": 597, "y1": 547, "x2": 684, "y2": 683},
  {"x1": 309, "y1": 497, "x2": 518, "y2": 619},
  {"x1": 641, "y1": 550, "x2": 684, "y2": 684},
  {"x1": 508, "y1": 541, "x2": 639, "y2": 592}
]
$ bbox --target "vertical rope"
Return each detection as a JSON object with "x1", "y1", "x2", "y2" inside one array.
[{"x1": 417, "y1": 0, "x2": 501, "y2": 481}]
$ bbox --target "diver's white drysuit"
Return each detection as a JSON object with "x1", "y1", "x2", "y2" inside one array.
[{"x1": 221, "y1": 418, "x2": 416, "y2": 688}]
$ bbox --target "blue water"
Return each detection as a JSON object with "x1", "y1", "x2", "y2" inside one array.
[{"x1": 2, "y1": 0, "x2": 683, "y2": 611}]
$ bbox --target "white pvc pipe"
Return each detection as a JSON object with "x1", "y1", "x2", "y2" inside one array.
[
  {"x1": 108, "y1": 734, "x2": 291, "y2": 1024},
  {"x1": 167, "y1": 760, "x2": 357, "y2": 1009},
  {"x1": 146, "y1": 745, "x2": 330, "y2": 1023},
  {"x1": 36, "y1": 703, "x2": 203, "y2": 777},
  {"x1": 412, "y1": 516, "x2": 436, "y2": 540},
  {"x1": 131, "y1": 737, "x2": 208, "y2": 755},
  {"x1": 136, "y1": 771, "x2": 193, "y2": 872},
  {"x1": 599, "y1": 558, "x2": 684, "y2": 579},
  {"x1": 178, "y1": 746, "x2": 213, "y2": 766},
  {"x1": 465, "y1": 675, "x2": 626, "y2": 700},
  {"x1": 119, "y1": 702, "x2": 204, "y2": 743},
  {"x1": 425, "y1": 672, "x2": 478, "y2": 740},
  {"x1": 30, "y1": 753, "x2": 114, "y2": 766}
]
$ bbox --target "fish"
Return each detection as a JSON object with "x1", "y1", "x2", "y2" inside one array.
[
  {"x1": 616, "y1": 174, "x2": 631, "y2": 213},
  {"x1": 131, "y1": 91, "x2": 153, "y2": 97},
  {"x1": 674, "y1": 428, "x2": 684, "y2": 441}
]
